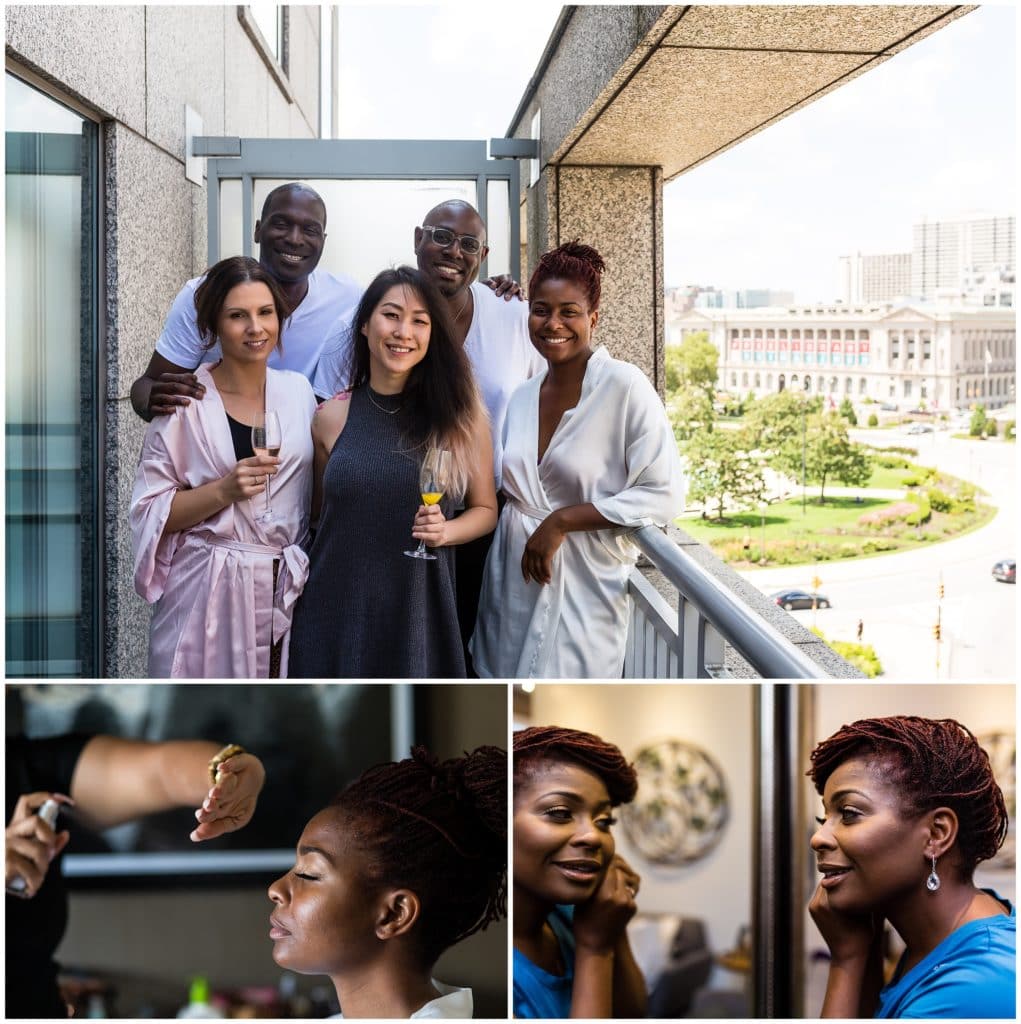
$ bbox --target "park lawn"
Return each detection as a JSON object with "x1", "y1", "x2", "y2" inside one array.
[
  {"x1": 680, "y1": 495, "x2": 894, "y2": 542},
  {"x1": 864, "y1": 463, "x2": 921, "y2": 489},
  {"x1": 678, "y1": 496, "x2": 996, "y2": 568}
]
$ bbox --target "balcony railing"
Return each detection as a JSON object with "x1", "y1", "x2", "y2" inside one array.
[{"x1": 624, "y1": 525, "x2": 840, "y2": 679}]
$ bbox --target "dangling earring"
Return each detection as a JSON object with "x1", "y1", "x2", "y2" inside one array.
[{"x1": 926, "y1": 853, "x2": 941, "y2": 892}]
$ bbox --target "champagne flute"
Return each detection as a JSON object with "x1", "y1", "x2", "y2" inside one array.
[
  {"x1": 251, "y1": 410, "x2": 282, "y2": 523},
  {"x1": 404, "y1": 448, "x2": 451, "y2": 560}
]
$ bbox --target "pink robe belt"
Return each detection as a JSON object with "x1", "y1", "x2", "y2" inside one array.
[{"x1": 203, "y1": 535, "x2": 310, "y2": 640}]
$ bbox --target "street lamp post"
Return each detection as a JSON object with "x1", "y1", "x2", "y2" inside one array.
[
  {"x1": 757, "y1": 500, "x2": 768, "y2": 565},
  {"x1": 801, "y1": 376, "x2": 811, "y2": 515}
]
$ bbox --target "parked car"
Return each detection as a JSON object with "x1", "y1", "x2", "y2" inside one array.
[
  {"x1": 772, "y1": 589, "x2": 831, "y2": 610},
  {"x1": 880, "y1": 402, "x2": 899, "y2": 412},
  {"x1": 905, "y1": 423, "x2": 934, "y2": 434},
  {"x1": 992, "y1": 559, "x2": 1016, "y2": 584}
]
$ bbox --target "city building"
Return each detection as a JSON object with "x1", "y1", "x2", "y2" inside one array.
[
  {"x1": 838, "y1": 251, "x2": 912, "y2": 304},
  {"x1": 912, "y1": 214, "x2": 1015, "y2": 301},
  {"x1": 674, "y1": 302, "x2": 1016, "y2": 410},
  {"x1": 693, "y1": 287, "x2": 795, "y2": 310}
]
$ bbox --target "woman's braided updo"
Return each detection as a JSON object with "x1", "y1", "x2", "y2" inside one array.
[
  {"x1": 332, "y1": 744, "x2": 506, "y2": 965},
  {"x1": 808, "y1": 715, "x2": 1008, "y2": 873},
  {"x1": 513, "y1": 725, "x2": 637, "y2": 806}
]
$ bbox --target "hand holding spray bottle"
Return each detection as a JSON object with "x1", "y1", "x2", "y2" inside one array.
[{"x1": 7, "y1": 798, "x2": 61, "y2": 897}]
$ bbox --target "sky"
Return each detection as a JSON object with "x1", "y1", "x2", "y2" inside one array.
[{"x1": 335, "y1": 3, "x2": 1016, "y2": 303}]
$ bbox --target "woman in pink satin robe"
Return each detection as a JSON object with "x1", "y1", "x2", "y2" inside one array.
[{"x1": 130, "y1": 256, "x2": 316, "y2": 677}]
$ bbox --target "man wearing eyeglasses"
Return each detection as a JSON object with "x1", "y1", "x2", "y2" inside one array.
[
  {"x1": 314, "y1": 199, "x2": 543, "y2": 672},
  {"x1": 130, "y1": 182, "x2": 361, "y2": 420}
]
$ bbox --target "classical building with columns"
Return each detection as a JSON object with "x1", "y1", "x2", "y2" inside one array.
[{"x1": 674, "y1": 302, "x2": 1016, "y2": 410}]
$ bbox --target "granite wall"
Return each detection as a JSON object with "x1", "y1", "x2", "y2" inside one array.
[{"x1": 6, "y1": 4, "x2": 322, "y2": 676}]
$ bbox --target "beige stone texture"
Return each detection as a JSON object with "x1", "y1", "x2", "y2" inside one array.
[
  {"x1": 567, "y1": 47, "x2": 868, "y2": 175},
  {"x1": 145, "y1": 6, "x2": 227, "y2": 160},
  {"x1": 5, "y1": 5, "x2": 146, "y2": 130},
  {"x1": 663, "y1": 4, "x2": 959, "y2": 52},
  {"x1": 557, "y1": 166, "x2": 661, "y2": 385},
  {"x1": 109, "y1": 130, "x2": 195, "y2": 401}
]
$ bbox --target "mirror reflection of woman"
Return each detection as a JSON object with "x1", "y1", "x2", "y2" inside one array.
[
  {"x1": 268, "y1": 746, "x2": 506, "y2": 1018},
  {"x1": 130, "y1": 256, "x2": 316, "y2": 677},
  {"x1": 512, "y1": 726, "x2": 647, "y2": 1019},
  {"x1": 288, "y1": 266, "x2": 496, "y2": 678},
  {"x1": 809, "y1": 716, "x2": 1015, "y2": 1018}
]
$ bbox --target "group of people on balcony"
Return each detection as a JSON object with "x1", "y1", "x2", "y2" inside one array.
[{"x1": 129, "y1": 183, "x2": 685, "y2": 679}]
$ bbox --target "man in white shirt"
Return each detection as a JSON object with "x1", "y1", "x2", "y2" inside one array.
[
  {"x1": 314, "y1": 199, "x2": 543, "y2": 671},
  {"x1": 130, "y1": 182, "x2": 361, "y2": 419}
]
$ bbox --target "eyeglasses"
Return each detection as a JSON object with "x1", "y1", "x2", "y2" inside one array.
[{"x1": 419, "y1": 225, "x2": 484, "y2": 255}]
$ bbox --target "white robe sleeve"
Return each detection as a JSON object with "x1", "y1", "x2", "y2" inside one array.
[{"x1": 592, "y1": 367, "x2": 686, "y2": 528}]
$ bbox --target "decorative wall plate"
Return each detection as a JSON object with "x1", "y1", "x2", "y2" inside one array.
[
  {"x1": 977, "y1": 730, "x2": 1015, "y2": 869},
  {"x1": 621, "y1": 738, "x2": 729, "y2": 865}
]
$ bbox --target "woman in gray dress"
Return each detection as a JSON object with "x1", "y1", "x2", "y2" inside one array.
[{"x1": 288, "y1": 266, "x2": 496, "y2": 678}]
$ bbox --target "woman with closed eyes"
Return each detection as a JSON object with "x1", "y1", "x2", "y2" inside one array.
[
  {"x1": 512, "y1": 725, "x2": 647, "y2": 1019},
  {"x1": 808, "y1": 715, "x2": 1014, "y2": 1018},
  {"x1": 268, "y1": 746, "x2": 506, "y2": 1019}
]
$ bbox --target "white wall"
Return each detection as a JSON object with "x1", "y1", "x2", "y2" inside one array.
[{"x1": 525, "y1": 682, "x2": 754, "y2": 993}]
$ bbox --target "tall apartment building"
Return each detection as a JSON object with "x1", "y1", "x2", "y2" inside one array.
[
  {"x1": 839, "y1": 251, "x2": 912, "y2": 303},
  {"x1": 912, "y1": 215, "x2": 1015, "y2": 299}
]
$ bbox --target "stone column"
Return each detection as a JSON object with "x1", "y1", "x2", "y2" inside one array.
[{"x1": 529, "y1": 163, "x2": 665, "y2": 395}]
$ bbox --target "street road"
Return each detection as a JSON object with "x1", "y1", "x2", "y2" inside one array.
[{"x1": 738, "y1": 427, "x2": 1016, "y2": 680}]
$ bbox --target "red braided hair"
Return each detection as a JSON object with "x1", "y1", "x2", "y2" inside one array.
[
  {"x1": 514, "y1": 725, "x2": 637, "y2": 806},
  {"x1": 808, "y1": 715, "x2": 1008, "y2": 872},
  {"x1": 331, "y1": 745, "x2": 506, "y2": 966},
  {"x1": 528, "y1": 241, "x2": 606, "y2": 311}
]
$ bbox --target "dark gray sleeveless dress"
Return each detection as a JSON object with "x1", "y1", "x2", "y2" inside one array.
[{"x1": 288, "y1": 386, "x2": 466, "y2": 678}]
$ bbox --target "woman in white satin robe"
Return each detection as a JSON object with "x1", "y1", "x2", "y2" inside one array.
[
  {"x1": 130, "y1": 257, "x2": 315, "y2": 678},
  {"x1": 471, "y1": 243, "x2": 685, "y2": 679}
]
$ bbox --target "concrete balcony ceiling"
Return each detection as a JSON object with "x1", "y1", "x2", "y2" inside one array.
[{"x1": 516, "y1": 5, "x2": 974, "y2": 179}]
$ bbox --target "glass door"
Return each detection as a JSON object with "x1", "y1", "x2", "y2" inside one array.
[{"x1": 5, "y1": 72, "x2": 101, "y2": 677}]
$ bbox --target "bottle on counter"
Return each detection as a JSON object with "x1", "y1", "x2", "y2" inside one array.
[{"x1": 176, "y1": 977, "x2": 224, "y2": 1019}]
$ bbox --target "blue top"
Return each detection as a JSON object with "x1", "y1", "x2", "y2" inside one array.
[
  {"x1": 513, "y1": 906, "x2": 576, "y2": 1019},
  {"x1": 877, "y1": 890, "x2": 1016, "y2": 1018}
]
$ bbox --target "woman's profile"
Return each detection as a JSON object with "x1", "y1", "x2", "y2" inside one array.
[
  {"x1": 512, "y1": 725, "x2": 647, "y2": 1018},
  {"x1": 809, "y1": 715, "x2": 1015, "y2": 1018},
  {"x1": 268, "y1": 745, "x2": 506, "y2": 1019}
]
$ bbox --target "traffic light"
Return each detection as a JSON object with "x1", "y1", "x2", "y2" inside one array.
[
  {"x1": 933, "y1": 623, "x2": 942, "y2": 641},
  {"x1": 937, "y1": 582, "x2": 945, "y2": 599}
]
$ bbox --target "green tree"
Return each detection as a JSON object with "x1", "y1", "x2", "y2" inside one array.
[
  {"x1": 838, "y1": 397, "x2": 858, "y2": 426},
  {"x1": 985, "y1": 418, "x2": 998, "y2": 437},
  {"x1": 743, "y1": 389, "x2": 819, "y2": 454},
  {"x1": 683, "y1": 428, "x2": 765, "y2": 520},
  {"x1": 666, "y1": 331, "x2": 718, "y2": 402},
  {"x1": 667, "y1": 382, "x2": 715, "y2": 441},
  {"x1": 779, "y1": 412, "x2": 870, "y2": 503},
  {"x1": 969, "y1": 404, "x2": 988, "y2": 437}
]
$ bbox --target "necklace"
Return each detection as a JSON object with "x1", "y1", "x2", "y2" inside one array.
[
  {"x1": 366, "y1": 387, "x2": 402, "y2": 415},
  {"x1": 452, "y1": 288, "x2": 472, "y2": 326}
]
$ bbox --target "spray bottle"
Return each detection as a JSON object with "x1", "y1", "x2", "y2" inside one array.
[{"x1": 7, "y1": 798, "x2": 60, "y2": 896}]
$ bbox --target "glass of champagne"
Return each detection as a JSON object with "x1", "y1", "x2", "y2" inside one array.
[
  {"x1": 404, "y1": 448, "x2": 451, "y2": 560},
  {"x1": 251, "y1": 410, "x2": 282, "y2": 523}
]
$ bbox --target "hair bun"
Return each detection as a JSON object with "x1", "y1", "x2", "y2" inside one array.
[{"x1": 554, "y1": 240, "x2": 606, "y2": 275}]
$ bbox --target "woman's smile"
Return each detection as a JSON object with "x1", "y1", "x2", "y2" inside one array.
[{"x1": 514, "y1": 761, "x2": 616, "y2": 905}]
